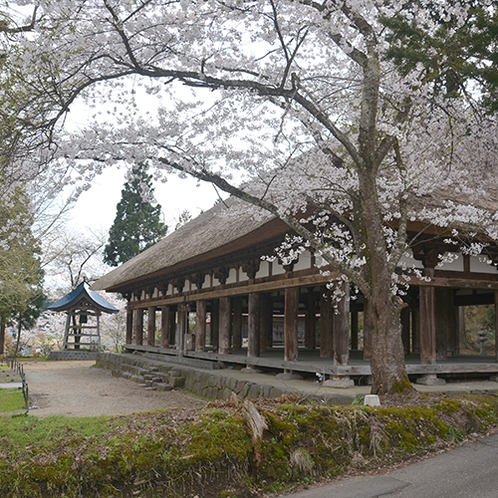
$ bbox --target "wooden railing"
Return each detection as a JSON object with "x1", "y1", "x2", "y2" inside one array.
[{"x1": 8, "y1": 359, "x2": 29, "y2": 410}]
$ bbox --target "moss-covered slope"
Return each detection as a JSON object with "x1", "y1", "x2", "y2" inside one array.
[{"x1": 1, "y1": 393, "x2": 498, "y2": 497}]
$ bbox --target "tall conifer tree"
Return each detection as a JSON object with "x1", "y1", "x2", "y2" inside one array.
[
  {"x1": 103, "y1": 163, "x2": 167, "y2": 267},
  {"x1": 0, "y1": 187, "x2": 44, "y2": 355}
]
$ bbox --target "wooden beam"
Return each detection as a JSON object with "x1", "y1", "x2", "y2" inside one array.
[{"x1": 127, "y1": 270, "x2": 338, "y2": 309}]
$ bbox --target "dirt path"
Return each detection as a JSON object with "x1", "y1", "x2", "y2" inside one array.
[{"x1": 23, "y1": 360, "x2": 206, "y2": 417}]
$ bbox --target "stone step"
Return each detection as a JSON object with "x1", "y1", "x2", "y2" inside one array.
[
  {"x1": 154, "y1": 382, "x2": 173, "y2": 392},
  {"x1": 168, "y1": 375, "x2": 185, "y2": 388},
  {"x1": 130, "y1": 374, "x2": 145, "y2": 383}
]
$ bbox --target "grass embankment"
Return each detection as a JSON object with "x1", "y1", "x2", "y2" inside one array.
[{"x1": 1, "y1": 393, "x2": 498, "y2": 497}]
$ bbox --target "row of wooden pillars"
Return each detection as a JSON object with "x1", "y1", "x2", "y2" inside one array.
[
  {"x1": 125, "y1": 284, "x2": 498, "y2": 368},
  {"x1": 126, "y1": 283, "x2": 352, "y2": 367}
]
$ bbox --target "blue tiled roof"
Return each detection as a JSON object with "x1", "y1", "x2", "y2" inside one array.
[{"x1": 47, "y1": 282, "x2": 119, "y2": 313}]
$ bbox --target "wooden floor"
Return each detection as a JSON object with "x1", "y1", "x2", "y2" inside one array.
[{"x1": 124, "y1": 344, "x2": 498, "y2": 381}]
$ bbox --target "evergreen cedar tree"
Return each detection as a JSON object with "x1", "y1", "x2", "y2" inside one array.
[
  {"x1": 383, "y1": 4, "x2": 498, "y2": 111},
  {"x1": 0, "y1": 188, "x2": 44, "y2": 355},
  {"x1": 3, "y1": 1, "x2": 498, "y2": 394},
  {"x1": 103, "y1": 163, "x2": 167, "y2": 267}
]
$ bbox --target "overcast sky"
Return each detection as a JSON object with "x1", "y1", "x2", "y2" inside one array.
[{"x1": 69, "y1": 165, "x2": 221, "y2": 234}]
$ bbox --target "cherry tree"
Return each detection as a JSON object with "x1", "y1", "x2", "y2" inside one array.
[{"x1": 4, "y1": 0, "x2": 498, "y2": 393}]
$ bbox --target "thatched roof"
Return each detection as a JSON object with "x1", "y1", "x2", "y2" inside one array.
[
  {"x1": 93, "y1": 182, "x2": 498, "y2": 294},
  {"x1": 93, "y1": 197, "x2": 284, "y2": 292}
]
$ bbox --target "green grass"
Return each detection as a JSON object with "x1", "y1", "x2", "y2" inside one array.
[
  {"x1": 0, "y1": 389, "x2": 25, "y2": 412},
  {"x1": 0, "y1": 414, "x2": 119, "y2": 447}
]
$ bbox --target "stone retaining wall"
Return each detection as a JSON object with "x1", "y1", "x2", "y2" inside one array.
[
  {"x1": 96, "y1": 352, "x2": 291, "y2": 401},
  {"x1": 47, "y1": 351, "x2": 99, "y2": 361}
]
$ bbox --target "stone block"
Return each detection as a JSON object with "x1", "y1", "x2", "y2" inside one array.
[
  {"x1": 247, "y1": 384, "x2": 261, "y2": 399},
  {"x1": 323, "y1": 377, "x2": 355, "y2": 389},
  {"x1": 276, "y1": 372, "x2": 303, "y2": 380},
  {"x1": 364, "y1": 395, "x2": 381, "y2": 406},
  {"x1": 416, "y1": 375, "x2": 446, "y2": 386},
  {"x1": 240, "y1": 382, "x2": 251, "y2": 398},
  {"x1": 269, "y1": 387, "x2": 284, "y2": 399},
  {"x1": 154, "y1": 382, "x2": 173, "y2": 391},
  {"x1": 169, "y1": 376, "x2": 185, "y2": 388}
]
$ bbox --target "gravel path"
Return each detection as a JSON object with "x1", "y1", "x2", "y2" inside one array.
[{"x1": 23, "y1": 360, "x2": 207, "y2": 417}]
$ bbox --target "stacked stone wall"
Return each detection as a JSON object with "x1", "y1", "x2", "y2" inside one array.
[{"x1": 96, "y1": 352, "x2": 288, "y2": 401}]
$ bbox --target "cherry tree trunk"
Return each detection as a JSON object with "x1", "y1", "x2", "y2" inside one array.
[
  {"x1": 366, "y1": 294, "x2": 409, "y2": 394},
  {"x1": 359, "y1": 171, "x2": 410, "y2": 394}
]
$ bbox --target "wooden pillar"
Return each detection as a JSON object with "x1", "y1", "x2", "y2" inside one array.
[
  {"x1": 320, "y1": 289, "x2": 333, "y2": 358},
  {"x1": 210, "y1": 300, "x2": 220, "y2": 349},
  {"x1": 134, "y1": 308, "x2": 144, "y2": 346},
  {"x1": 350, "y1": 309, "x2": 358, "y2": 350},
  {"x1": 419, "y1": 284, "x2": 437, "y2": 364},
  {"x1": 363, "y1": 298, "x2": 372, "y2": 360},
  {"x1": 195, "y1": 300, "x2": 206, "y2": 352},
  {"x1": 147, "y1": 306, "x2": 156, "y2": 346},
  {"x1": 494, "y1": 291, "x2": 498, "y2": 363},
  {"x1": 434, "y1": 288, "x2": 458, "y2": 359},
  {"x1": 62, "y1": 313, "x2": 71, "y2": 350},
  {"x1": 332, "y1": 282, "x2": 349, "y2": 366},
  {"x1": 284, "y1": 287, "x2": 299, "y2": 362},
  {"x1": 232, "y1": 296, "x2": 243, "y2": 350},
  {"x1": 458, "y1": 306, "x2": 466, "y2": 353},
  {"x1": 177, "y1": 304, "x2": 186, "y2": 354},
  {"x1": 435, "y1": 288, "x2": 448, "y2": 360},
  {"x1": 219, "y1": 297, "x2": 231, "y2": 354},
  {"x1": 443, "y1": 290, "x2": 459, "y2": 356},
  {"x1": 247, "y1": 293, "x2": 260, "y2": 361},
  {"x1": 260, "y1": 293, "x2": 272, "y2": 353},
  {"x1": 305, "y1": 289, "x2": 317, "y2": 350},
  {"x1": 168, "y1": 306, "x2": 177, "y2": 346},
  {"x1": 411, "y1": 308, "x2": 420, "y2": 353},
  {"x1": 401, "y1": 306, "x2": 410, "y2": 354},
  {"x1": 161, "y1": 305, "x2": 170, "y2": 348},
  {"x1": 126, "y1": 309, "x2": 133, "y2": 345},
  {"x1": 96, "y1": 313, "x2": 102, "y2": 350}
]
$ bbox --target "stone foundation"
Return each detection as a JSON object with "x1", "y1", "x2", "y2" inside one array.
[
  {"x1": 47, "y1": 351, "x2": 99, "y2": 361},
  {"x1": 95, "y1": 352, "x2": 356, "y2": 404}
]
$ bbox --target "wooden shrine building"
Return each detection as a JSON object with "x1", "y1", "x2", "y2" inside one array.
[
  {"x1": 93, "y1": 197, "x2": 498, "y2": 385},
  {"x1": 48, "y1": 281, "x2": 119, "y2": 351}
]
